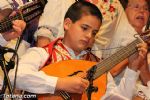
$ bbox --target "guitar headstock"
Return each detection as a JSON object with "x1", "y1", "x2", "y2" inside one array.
[{"x1": 0, "y1": 0, "x2": 47, "y2": 33}]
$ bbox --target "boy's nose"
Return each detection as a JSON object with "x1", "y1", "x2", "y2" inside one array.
[{"x1": 86, "y1": 32, "x2": 92, "y2": 39}]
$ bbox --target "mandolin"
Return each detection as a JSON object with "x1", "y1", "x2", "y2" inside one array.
[
  {"x1": 39, "y1": 36, "x2": 145, "y2": 100},
  {"x1": 0, "y1": 0, "x2": 47, "y2": 33}
]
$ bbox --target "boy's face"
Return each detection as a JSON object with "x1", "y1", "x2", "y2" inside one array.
[
  {"x1": 125, "y1": 0, "x2": 149, "y2": 33},
  {"x1": 64, "y1": 15, "x2": 101, "y2": 55}
]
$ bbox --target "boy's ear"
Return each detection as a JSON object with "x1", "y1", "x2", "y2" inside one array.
[{"x1": 64, "y1": 18, "x2": 72, "y2": 30}]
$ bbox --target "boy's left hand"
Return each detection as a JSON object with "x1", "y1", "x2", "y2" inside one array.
[{"x1": 128, "y1": 43, "x2": 148, "y2": 71}]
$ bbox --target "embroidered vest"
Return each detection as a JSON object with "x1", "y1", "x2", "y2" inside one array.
[{"x1": 43, "y1": 38, "x2": 100, "y2": 66}]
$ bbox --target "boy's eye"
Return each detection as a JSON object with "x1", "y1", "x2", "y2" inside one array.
[
  {"x1": 92, "y1": 32, "x2": 97, "y2": 36},
  {"x1": 81, "y1": 26, "x2": 88, "y2": 31},
  {"x1": 92, "y1": 31, "x2": 98, "y2": 36}
]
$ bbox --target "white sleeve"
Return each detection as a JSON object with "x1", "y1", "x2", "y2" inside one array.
[
  {"x1": 9, "y1": 47, "x2": 58, "y2": 94},
  {"x1": 34, "y1": 0, "x2": 75, "y2": 41},
  {"x1": 34, "y1": 0, "x2": 63, "y2": 41},
  {"x1": 102, "y1": 68, "x2": 139, "y2": 100},
  {"x1": 0, "y1": 34, "x2": 8, "y2": 46}
]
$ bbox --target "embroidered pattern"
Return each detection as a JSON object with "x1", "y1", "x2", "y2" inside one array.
[
  {"x1": 97, "y1": 0, "x2": 119, "y2": 20},
  {"x1": 44, "y1": 38, "x2": 100, "y2": 66}
]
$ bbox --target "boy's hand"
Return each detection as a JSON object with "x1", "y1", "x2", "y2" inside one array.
[
  {"x1": 56, "y1": 76, "x2": 89, "y2": 94},
  {"x1": 128, "y1": 43, "x2": 148, "y2": 71},
  {"x1": 2, "y1": 20, "x2": 26, "y2": 41}
]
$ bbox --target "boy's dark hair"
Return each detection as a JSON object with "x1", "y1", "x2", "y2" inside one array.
[{"x1": 64, "y1": 1, "x2": 102, "y2": 23}]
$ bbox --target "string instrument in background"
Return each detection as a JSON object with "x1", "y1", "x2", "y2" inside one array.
[
  {"x1": 39, "y1": 35, "x2": 147, "y2": 100},
  {"x1": 0, "y1": 0, "x2": 47, "y2": 33}
]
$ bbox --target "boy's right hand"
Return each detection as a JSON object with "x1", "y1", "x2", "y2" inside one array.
[{"x1": 56, "y1": 76, "x2": 89, "y2": 94}]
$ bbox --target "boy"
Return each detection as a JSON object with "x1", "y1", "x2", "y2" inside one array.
[{"x1": 9, "y1": 1, "x2": 102, "y2": 96}]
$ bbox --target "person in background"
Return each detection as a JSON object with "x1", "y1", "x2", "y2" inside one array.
[
  {"x1": 0, "y1": 0, "x2": 28, "y2": 90},
  {"x1": 101, "y1": 0, "x2": 150, "y2": 99}
]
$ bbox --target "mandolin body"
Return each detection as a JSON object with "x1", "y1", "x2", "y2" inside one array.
[{"x1": 38, "y1": 60, "x2": 107, "y2": 100}]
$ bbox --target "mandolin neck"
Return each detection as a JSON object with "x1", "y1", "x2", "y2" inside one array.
[{"x1": 88, "y1": 37, "x2": 143, "y2": 80}]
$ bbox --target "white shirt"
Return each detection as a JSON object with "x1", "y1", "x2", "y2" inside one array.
[{"x1": 9, "y1": 47, "x2": 58, "y2": 94}]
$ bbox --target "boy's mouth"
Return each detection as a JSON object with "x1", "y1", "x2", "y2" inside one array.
[{"x1": 81, "y1": 40, "x2": 89, "y2": 45}]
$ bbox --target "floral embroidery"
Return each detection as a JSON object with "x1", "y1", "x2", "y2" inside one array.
[
  {"x1": 97, "y1": 0, "x2": 119, "y2": 20},
  {"x1": 88, "y1": 0, "x2": 119, "y2": 20}
]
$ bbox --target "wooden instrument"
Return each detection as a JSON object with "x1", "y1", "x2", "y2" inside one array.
[
  {"x1": 39, "y1": 37, "x2": 144, "y2": 100},
  {"x1": 0, "y1": 0, "x2": 47, "y2": 33}
]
